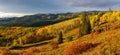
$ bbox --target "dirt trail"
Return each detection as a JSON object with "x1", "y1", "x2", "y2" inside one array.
[{"x1": 10, "y1": 40, "x2": 51, "y2": 50}]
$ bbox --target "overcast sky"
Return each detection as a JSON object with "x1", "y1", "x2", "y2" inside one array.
[{"x1": 0, "y1": 0, "x2": 120, "y2": 17}]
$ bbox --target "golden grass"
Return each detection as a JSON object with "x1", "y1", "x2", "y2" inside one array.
[
  {"x1": 36, "y1": 28, "x2": 120, "y2": 55},
  {"x1": 1, "y1": 28, "x2": 120, "y2": 55}
]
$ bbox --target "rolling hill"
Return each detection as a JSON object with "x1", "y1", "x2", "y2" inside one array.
[
  {"x1": 0, "y1": 10, "x2": 120, "y2": 55},
  {"x1": 0, "y1": 13, "x2": 81, "y2": 27}
]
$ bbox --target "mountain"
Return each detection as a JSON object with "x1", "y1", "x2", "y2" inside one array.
[
  {"x1": 0, "y1": 10, "x2": 120, "y2": 55},
  {"x1": 0, "y1": 13, "x2": 81, "y2": 27},
  {"x1": 0, "y1": 11, "x2": 104, "y2": 27}
]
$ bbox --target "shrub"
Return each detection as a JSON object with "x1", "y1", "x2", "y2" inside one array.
[
  {"x1": 20, "y1": 47, "x2": 40, "y2": 55},
  {"x1": 6, "y1": 43, "x2": 12, "y2": 47},
  {"x1": 27, "y1": 47, "x2": 40, "y2": 53},
  {"x1": 110, "y1": 22, "x2": 120, "y2": 30},
  {"x1": 52, "y1": 43, "x2": 59, "y2": 49},
  {"x1": 50, "y1": 41, "x2": 59, "y2": 49},
  {"x1": 11, "y1": 52, "x2": 20, "y2": 55},
  {"x1": 20, "y1": 50, "x2": 32, "y2": 55},
  {"x1": 64, "y1": 41, "x2": 92, "y2": 55},
  {"x1": 66, "y1": 36, "x2": 73, "y2": 42},
  {"x1": 1, "y1": 48, "x2": 12, "y2": 55}
]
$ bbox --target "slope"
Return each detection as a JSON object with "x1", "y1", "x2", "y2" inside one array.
[
  {"x1": 36, "y1": 26, "x2": 120, "y2": 55},
  {"x1": 0, "y1": 13, "x2": 80, "y2": 27}
]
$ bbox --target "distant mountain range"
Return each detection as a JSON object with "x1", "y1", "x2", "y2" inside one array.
[
  {"x1": 0, "y1": 11, "x2": 104, "y2": 27},
  {"x1": 0, "y1": 13, "x2": 80, "y2": 27}
]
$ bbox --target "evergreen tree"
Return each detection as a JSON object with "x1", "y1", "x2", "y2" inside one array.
[
  {"x1": 58, "y1": 31, "x2": 63, "y2": 44},
  {"x1": 80, "y1": 12, "x2": 91, "y2": 36},
  {"x1": 0, "y1": 34, "x2": 2, "y2": 37}
]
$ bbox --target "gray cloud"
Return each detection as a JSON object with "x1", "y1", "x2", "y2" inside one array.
[
  {"x1": 0, "y1": 0, "x2": 120, "y2": 14},
  {"x1": 0, "y1": 0, "x2": 66, "y2": 13},
  {"x1": 65, "y1": 0, "x2": 120, "y2": 8}
]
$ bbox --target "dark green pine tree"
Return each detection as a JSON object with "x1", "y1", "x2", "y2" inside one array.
[
  {"x1": 58, "y1": 31, "x2": 63, "y2": 44},
  {"x1": 0, "y1": 34, "x2": 2, "y2": 37}
]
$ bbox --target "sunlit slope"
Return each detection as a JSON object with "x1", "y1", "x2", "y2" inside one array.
[
  {"x1": 0, "y1": 17, "x2": 81, "y2": 46},
  {"x1": 38, "y1": 28, "x2": 120, "y2": 55}
]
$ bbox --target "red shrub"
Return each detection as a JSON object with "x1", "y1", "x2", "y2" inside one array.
[
  {"x1": 1, "y1": 48, "x2": 12, "y2": 55},
  {"x1": 90, "y1": 31, "x2": 100, "y2": 37},
  {"x1": 52, "y1": 43, "x2": 59, "y2": 49},
  {"x1": 90, "y1": 32, "x2": 94, "y2": 36},
  {"x1": 11, "y1": 52, "x2": 20, "y2": 55},
  {"x1": 20, "y1": 47, "x2": 41, "y2": 55},
  {"x1": 64, "y1": 41, "x2": 92, "y2": 55},
  {"x1": 20, "y1": 49, "x2": 36, "y2": 55},
  {"x1": 27, "y1": 47, "x2": 40, "y2": 53},
  {"x1": 111, "y1": 22, "x2": 120, "y2": 30},
  {"x1": 19, "y1": 50, "x2": 27, "y2": 55},
  {"x1": 50, "y1": 41, "x2": 59, "y2": 49},
  {"x1": 94, "y1": 31, "x2": 100, "y2": 35},
  {"x1": 38, "y1": 46, "x2": 47, "y2": 52}
]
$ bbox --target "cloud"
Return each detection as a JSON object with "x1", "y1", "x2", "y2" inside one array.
[
  {"x1": 0, "y1": 12, "x2": 30, "y2": 17},
  {"x1": 0, "y1": 0, "x2": 119, "y2": 16},
  {"x1": 0, "y1": 0, "x2": 66, "y2": 13},
  {"x1": 65, "y1": 0, "x2": 120, "y2": 8}
]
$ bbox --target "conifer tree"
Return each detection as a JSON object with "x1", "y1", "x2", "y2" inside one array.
[
  {"x1": 58, "y1": 31, "x2": 63, "y2": 44},
  {"x1": 80, "y1": 12, "x2": 91, "y2": 36},
  {"x1": 0, "y1": 34, "x2": 2, "y2": 37}
]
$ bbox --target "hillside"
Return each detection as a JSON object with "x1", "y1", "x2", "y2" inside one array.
[
  {"x1": 0, "y1": 16, "x2": 81, "y2": 46},
  {"x1": 0, "y1": 10, "x2": 120, "y2": 55},
  {"x1": 33, "y1": 26, "x2": 120, "y2": 55},
  {"x1": 0, "y1": 13, "x2": 81, "y2": 27},
  {"x1": 0, "y1": 11, "x2": 104, "y2": 27},
  {"x1": 1, "y1": 23, "x2": 120, "y2": 55}
]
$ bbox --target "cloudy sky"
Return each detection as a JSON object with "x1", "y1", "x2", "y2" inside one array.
[{"x1": 0, "y1": 0, "x2": 120, "y2": 17}]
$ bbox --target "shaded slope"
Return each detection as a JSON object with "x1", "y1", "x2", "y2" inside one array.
[{"x1": 0, "y1": 13, "x2": 80, "y2": 27}]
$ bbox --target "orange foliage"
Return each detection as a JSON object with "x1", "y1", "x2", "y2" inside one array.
[
  {"x1": 19, "y1": 50, "x2": 32, "y2": 55},
  {"x1": 110, "y1": 22, "x2": 120, "y2": 30},
  {"x1": 51, "y1": 43, "x2": 59, "y2": 49},
  {"x1": 26, "y1": 47, "x2": 40, "y2": 53},
  {"x1": 49, "y1": 41, "x2": 59, "y2": 49},
  {"x1": 90, "y1": 31, "x2": 100, "y2": 37},
  {"x1": 1, "y1": 48, "x2": 12, "y2": 55},
  {"x1": 19, "y1": 47, "x2": 41, "y2": 55},
  {"x1": 64, "y1": 41, "x2": 92, "y2": 55}
]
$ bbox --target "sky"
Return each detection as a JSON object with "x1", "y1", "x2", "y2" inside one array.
[{"x1": 0, "y1": 0, "x2": 120, "y2": 17}]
